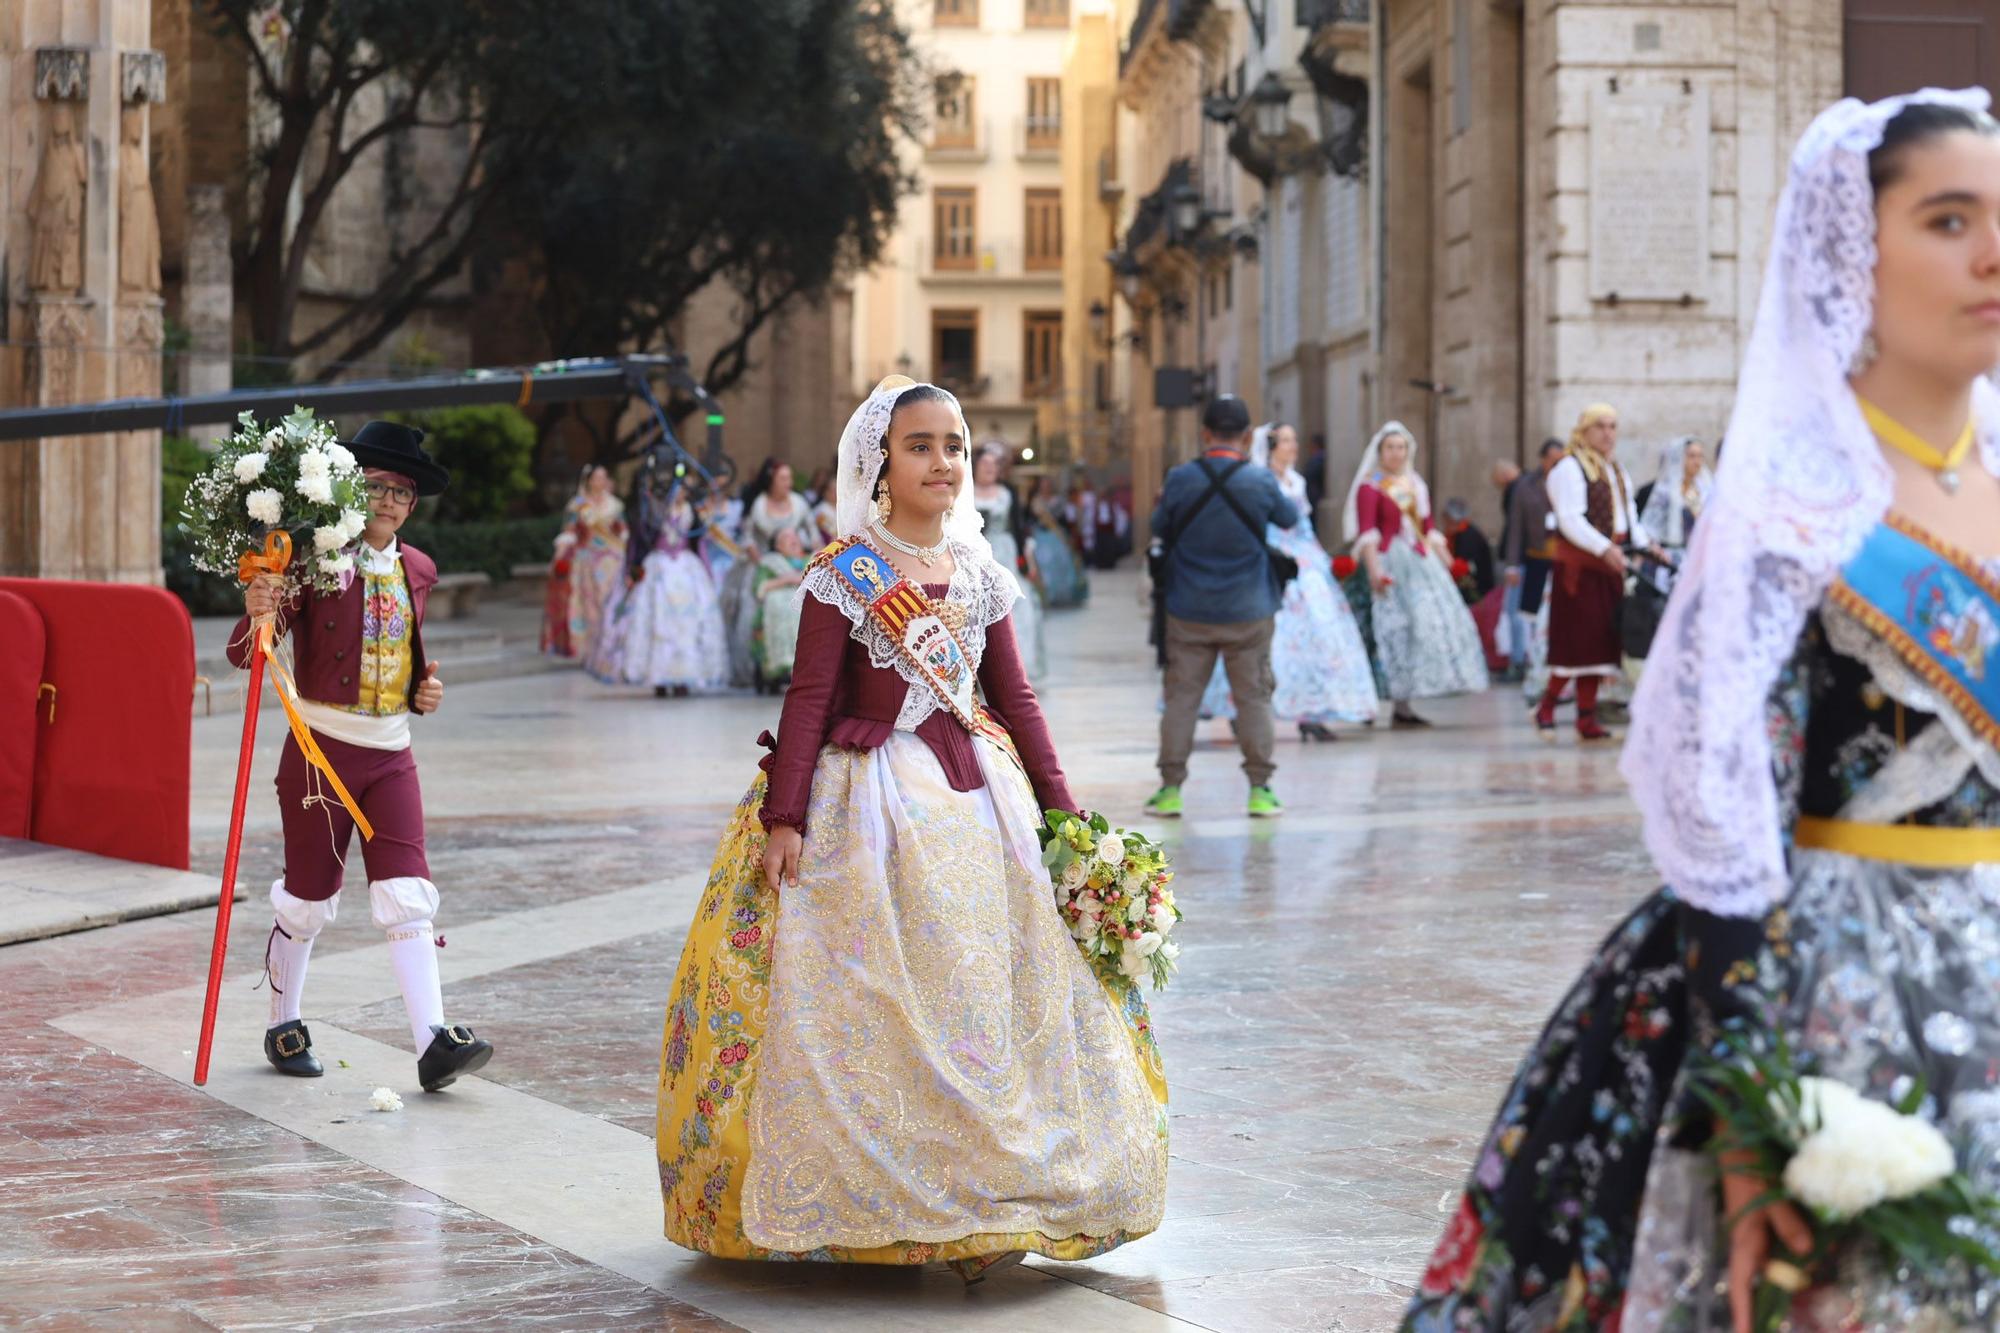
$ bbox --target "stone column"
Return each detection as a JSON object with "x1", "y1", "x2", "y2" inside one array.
[
  {"x1": 183, "y1": 183, "x2": 232, "y2": 441},
  {"x1": 1, "y1": 7, "x2": 167, "y2": 585}
]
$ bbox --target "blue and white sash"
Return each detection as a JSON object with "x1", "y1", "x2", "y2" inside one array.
[
  {"x1": 1832, "y1": 515, "x2": 2000, "y2": 747},
  {"x1": 815, "y1": 536, "x2": 986, "y2": 734}
]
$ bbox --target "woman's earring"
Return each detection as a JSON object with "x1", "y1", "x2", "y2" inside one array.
[
  {"x1": 875, "y1": 489, "x2": 892, "y2": 522},
  {"x1": 1853, "y1": 330, "x2": 1880, "y2": 374}
]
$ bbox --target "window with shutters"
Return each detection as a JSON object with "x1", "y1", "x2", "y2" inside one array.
[
  {"x1": 932, "y1": 309, "x2": 979, "y2": 383},
  {"x1": 1024, "y1": 188, "x2": 1062, "y2": 271},
  {"x1": 1023, "y1": 311, "x2": 1062, "y2": 398},
  {"x1": 1025, "y1": 78, "x2": 1062, "y2": 150},
  {"x1": 935, "y1": 0, "x2": 978, "y2": 27},
  {"x1": 934, "y1": 74, "x2": 975, "y2": 149},
  {"x1": 1025, "y1": 0, "x2": 1068, "y2": 28},
  {"x1": 934, "y1": 188, "x2": 977, "y2": 270}
]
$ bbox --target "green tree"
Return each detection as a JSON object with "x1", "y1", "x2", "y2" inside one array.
[
  {"x1": 500, "y1": 0, "x2": 924, "y2": 463},
  {"x1": 389, "y1": 405, "x2": 537, "y2": 522}
]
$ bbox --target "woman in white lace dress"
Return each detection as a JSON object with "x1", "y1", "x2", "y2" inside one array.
[
  {"x1": 655, "y1": 377, "x2": 1167, "y2": 1283},
  {"x1": 1201, "y1": 424, "x2": 1379, "y2": 737},
  {"x1": 1404, "y1": 91, "x2": 2000, "y2": 1333},
  {"x1": 1343, "y1": 422, "x2": 1489, "y2": 726}
]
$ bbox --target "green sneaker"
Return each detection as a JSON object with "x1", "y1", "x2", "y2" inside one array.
[
  {"x1": 1144, "y1": 785, "x2": 1184, "y2": 818},
  {"x1": 1247, "y1": 785, "x2": 1284, "y2": 818}
]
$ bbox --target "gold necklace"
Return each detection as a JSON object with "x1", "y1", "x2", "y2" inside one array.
[
  {"x1": 872, "y1": 521, "x2": 948, "y2": 569},
  {"x1": 1857, "y1": 395, "x2": 1976, "y2": 494}
]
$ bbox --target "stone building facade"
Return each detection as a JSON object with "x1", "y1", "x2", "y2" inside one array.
[
  {"x1": 1098, "y1": 0, "x2": 2000, "y2": 538},
  {"x1": 3, "y1": 0, "x2": 846, "y2": 581},
  {"x1": 1, "y1": 0, "x2": 169, "y2": 583}
]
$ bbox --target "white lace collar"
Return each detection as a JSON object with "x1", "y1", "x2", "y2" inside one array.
[{"x1": 799, "y1": 536, "x2": 1021, "y2": 731}]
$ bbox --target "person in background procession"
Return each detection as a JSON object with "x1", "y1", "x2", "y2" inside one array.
[
  {"x1": 1443, "y1": 497, "x2": 1496, "y2": 601},
  {"x1": 564, "y1": 464, "x2": 628, "y2": 663},
  {"x1": 1501, "y1": 438, "x2": 1564, "y2": 686}
]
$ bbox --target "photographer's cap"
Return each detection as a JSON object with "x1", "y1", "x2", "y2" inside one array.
[{"x1": 1201, "y1": 395, "x2": 1251, "y2": 436}]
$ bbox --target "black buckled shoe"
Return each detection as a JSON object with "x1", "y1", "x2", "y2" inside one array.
[
  {"x1": 264, "y1": 1020, "x2": 324, "y2": 1077},
  {"x1": 417, "y1": 1024, "x2": 493, "y2": 1092}
]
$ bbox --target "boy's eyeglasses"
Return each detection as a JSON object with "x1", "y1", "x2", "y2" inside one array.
[{"x1": 364, "y1": 480, "x2": 416, "y2": 506}]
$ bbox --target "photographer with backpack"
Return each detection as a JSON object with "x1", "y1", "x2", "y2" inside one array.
[{"x1": 1145, "y1": 396, "x2": 1298, "y2": 819}]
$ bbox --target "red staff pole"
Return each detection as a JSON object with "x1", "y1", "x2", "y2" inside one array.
[
  {"x1": 194, "y1": 533, "x2": 289, "y2": 1089},
  {"x1": 193, "y1": 619, "x2": 268, "y2": 1087}
]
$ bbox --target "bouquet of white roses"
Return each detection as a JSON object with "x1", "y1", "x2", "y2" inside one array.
[
  {"x1": 180, "y1": 407, "x2": 370, "y2": 598},
  {"x1": 1039, "y1": 810, "x2": 1181, "y2": 990},
  {"x1": 1694, "y1": 1031, "x2": 2000, "y2": 1331}
]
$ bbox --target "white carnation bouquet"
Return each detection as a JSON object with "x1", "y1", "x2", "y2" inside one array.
[
  {"x1": 180, "y1": 407, "x2": 370, "y2": 597},
  {"x1": 1695, "y1": 1031, "x2": 2000, "y2": 1330},
  {"x1": 1039, "y1": 810, "x2": 1181, "y2": 990}
]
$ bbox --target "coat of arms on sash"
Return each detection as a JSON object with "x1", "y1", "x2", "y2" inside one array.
[{"x1": 816, "y1": 537, "x2": 982, "y2": 730}]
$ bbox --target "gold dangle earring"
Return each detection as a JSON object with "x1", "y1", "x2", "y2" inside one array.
[{"x1": 875, "y1": 487, "x2": 892, "y2": 522}]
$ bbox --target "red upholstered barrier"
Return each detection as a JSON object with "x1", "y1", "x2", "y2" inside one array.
[
  {"x1": 0, "y1": 591, "x2": 45, "y2": 840},
  {"x1": 0, "y1": 579, "x2": 193, "y2": 870}
]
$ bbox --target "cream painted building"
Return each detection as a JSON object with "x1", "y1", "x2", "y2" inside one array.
[{"x1": 850, "y1": 0, "x2": 1075, "y2": 455}]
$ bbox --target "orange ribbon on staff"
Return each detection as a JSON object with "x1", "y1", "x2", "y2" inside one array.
[{"x1": 238, "y1": 531, "x2": 375, "y2": 841}]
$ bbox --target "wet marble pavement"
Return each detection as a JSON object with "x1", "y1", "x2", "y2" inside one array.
[{"x1": 3, "y1": 572, "x2": 1659, "y2": 1331}]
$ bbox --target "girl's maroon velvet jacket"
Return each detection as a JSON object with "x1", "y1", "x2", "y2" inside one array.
[
  {"x1": 225, "y1": 543, "x2": 439, "y2": 713},
  {"x1": 757, "y1": 584, "x2": 1076, "y2": 833}
]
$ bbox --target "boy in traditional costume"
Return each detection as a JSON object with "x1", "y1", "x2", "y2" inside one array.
[{"x1": 230, "y1": 421, "x2": 495, "y2": 1091}]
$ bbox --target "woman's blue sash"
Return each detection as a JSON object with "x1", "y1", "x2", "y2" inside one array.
[{"x1": 1831, "y1": 515, "x2": 2000, "y2": 746}]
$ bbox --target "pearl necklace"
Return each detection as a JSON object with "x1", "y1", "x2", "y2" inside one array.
[{"x1": 872, "y1": 522, "x2": 949, "y2": 569}]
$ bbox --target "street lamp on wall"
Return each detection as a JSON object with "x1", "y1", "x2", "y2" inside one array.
[
  {"x1": 1089, "y1": 299, "x2": 1109, "y2": 346},
  {"x1": 1169, "y1": 183, "x2": 1202, "y2": 238},
  {"x1": 1251, "y1": 72, "x2": 1294, "y2": 142}
]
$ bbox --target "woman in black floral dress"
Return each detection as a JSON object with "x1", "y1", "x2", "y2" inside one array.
[{"x1": 1405, "y1": 91, "x2": 2000, "y2": 1332}]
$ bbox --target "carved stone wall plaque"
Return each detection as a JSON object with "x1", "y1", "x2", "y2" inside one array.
[
  {"x1": 122, "y1": 50, "x2": 166, "y2": 104},
  {"x1": 1588, "y1": 84, "x2": 1710, "y2": 303},
  {"x1": 34, "y1": 47, "x2": 90, "y2": 101},
  {"x1": 28, "y1": 299, "x2": 93, "y2": 407}
]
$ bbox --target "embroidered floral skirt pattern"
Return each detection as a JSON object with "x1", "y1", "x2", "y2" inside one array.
[
  {"x1": 658, "y1": 736, "x2": 1169, "y2": 1263},
  {"x1": 1403, "y1": 855, "x2": 2000, "y2": 1331}
]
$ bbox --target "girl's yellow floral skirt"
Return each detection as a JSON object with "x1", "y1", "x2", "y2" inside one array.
[{"x1": 657, "y1": 759, "x2": 1169, "y2": 1265}]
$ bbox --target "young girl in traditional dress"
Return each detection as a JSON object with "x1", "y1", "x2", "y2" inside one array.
[
  {"x1": 588, "y1": 486, "x2": 727, "y2": 696},
  {"x1": 1405, "y1": 89, "x2": 2000, "y2": 1333},
  {"x1": 564, "y1": 465, "x2": 627, "y2": 661},
  {"x1": 1343, "y1": 422, "x2": 1489, "y2": 726},
  {"x1": 655, "y1": 377, "x2": 1167, "y2": 1283}
]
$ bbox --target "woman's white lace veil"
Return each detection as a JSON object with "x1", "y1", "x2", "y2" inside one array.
[
  {"x1": 1341, "y1": 420, "x2": 1430, "y2": 545},
  {"x1": 1620, "y1": 86, "x2": 2000, "y2": 918},
  {"x1": 832, "y1": 375, "x2": 988, "y2": 555}
]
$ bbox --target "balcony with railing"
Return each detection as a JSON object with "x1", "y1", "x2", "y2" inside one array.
[
  {"x1": 915, "y1": 239, "x2": 1064, "y2": 284},
  {"x1": 927, "y1": 116, "x2": 991, "y2": 163},
  {"x1": 1018, "y1": 113, "x2": 1062, "y2": 160}
]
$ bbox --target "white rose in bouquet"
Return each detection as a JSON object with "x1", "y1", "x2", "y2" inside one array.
[
  {"x1": 245, "y1": 487, "x2": 283, "y2": 525},
  {"x1": 1133, "y1": 931, "x2": 1163, "y2": 958},
  {"x1": 234, "y1": 452, "x2": 269, "y2": 483},
  {"x1": 1096, "y1": 835, "x2": 1126, "y2": 867},
  {"x1": 1061, "y1": 860, "x2": 1088, "y2": 891},
  {"x1": 1125, "y1": 898, "x2": 1149, "y2": 924},
  {"x1": 1783, "y1": 1077, "x2": 1956, "y2": 1217},
  {"x1": 1148, "y1": 901, "x2": 1175, "y2": 932},
  {"x1": 1117, "y1": 947, "x2": 1150, "y2": 980}
]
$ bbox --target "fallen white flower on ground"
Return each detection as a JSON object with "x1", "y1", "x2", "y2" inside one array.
[{"x1": 370, "y1": 1087, "x2": 404, "y2": 1113}]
